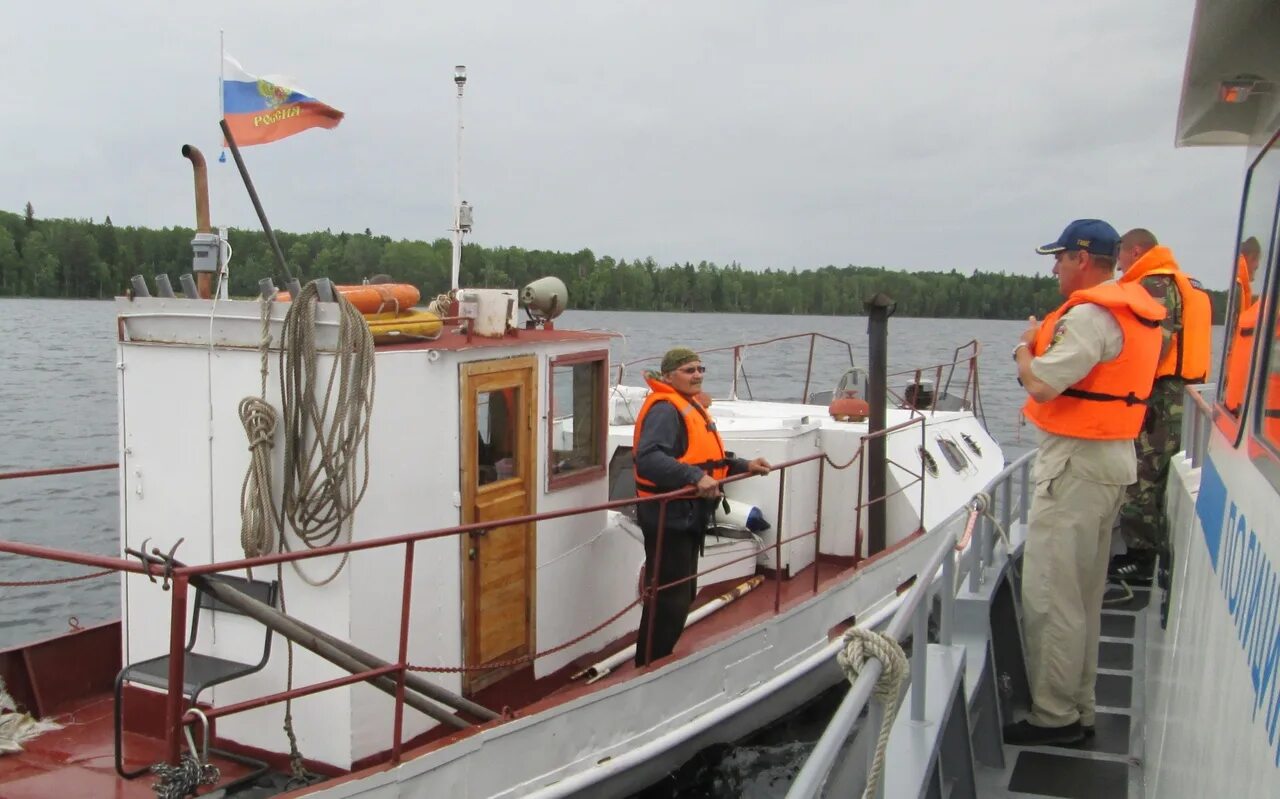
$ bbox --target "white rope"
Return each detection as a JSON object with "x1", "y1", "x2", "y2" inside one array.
[
  {"x1": 837, "y1": 627, "x2": 908, "y2": 799},
  {"x1": 0, "y1": 678, "x2": 60, "y2": 755}
]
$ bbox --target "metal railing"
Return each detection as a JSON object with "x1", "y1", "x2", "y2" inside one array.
[
  {"x1": 614, "y1": 331, "x2": 857, "y2": 403},
  {"x1": 0, "y1": 415, "x2": 941, "y2": 773},
  {"x1": 786, "y1": 448, "x2": 1036, "y2": 799},
  {"x1": 1180, "y1": 382, "x2": 1217, "y2": 468}
]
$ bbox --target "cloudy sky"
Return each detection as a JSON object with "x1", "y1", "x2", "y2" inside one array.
[{"x1": 0, "y1": 1, "x2": 1248, "y2": 287}]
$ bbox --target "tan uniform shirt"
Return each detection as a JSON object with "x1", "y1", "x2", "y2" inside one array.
[{"x1": 1027, "y1": 301, "x2": 1137, "y2": 487}]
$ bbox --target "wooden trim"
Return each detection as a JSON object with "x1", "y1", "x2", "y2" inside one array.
[
  {"x1": 546, "y1": 350, "x2": 609, "y2": 492},
  {"x1": 459, "y1": 355, "x2": 538, "y2": 695}
]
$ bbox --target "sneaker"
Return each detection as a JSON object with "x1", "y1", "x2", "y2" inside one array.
[
  {"x1": 1109, "y1": 550, "x2": 1156, "y2": 582},
  {"x1": 1003, "y1": 719, "x2": 1086, "y2": 746},
  {"x1": 1081, "y1": 723, "x2": 1095, "y2": 739}
]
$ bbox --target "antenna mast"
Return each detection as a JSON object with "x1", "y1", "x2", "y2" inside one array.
[{"x1": 450, "y1": 65, "x2": 468, "y2": 291}]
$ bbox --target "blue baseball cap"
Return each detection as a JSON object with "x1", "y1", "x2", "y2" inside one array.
[{"x1": 1035, "y1": 219, "x2": 1120, "y2": 257}]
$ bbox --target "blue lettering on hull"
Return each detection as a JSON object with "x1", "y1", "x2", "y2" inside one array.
[{"x1": 1197, "y1": 456, "x2": 1280, "y2": 765}]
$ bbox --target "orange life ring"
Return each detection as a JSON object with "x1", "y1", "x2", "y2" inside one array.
[{"x1": 276, "y1": 283, "x2": 421, "y2": 315}]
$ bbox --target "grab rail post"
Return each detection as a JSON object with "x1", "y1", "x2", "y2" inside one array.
[
  {"x1": 801, "y1": 334, "x2": 816, "y2": 403},
  {"x1": 164, "y1": 574, "x2": 191, "y2": 766},
  {"x1": 392, "y1": 540, "x2": 416, "y2": 763},
  {"x1": 774, "y1": 469, "x2": 787, "y2": 614},
  {"x1": 1019, "y1": 458, "x2": 1031, "y2": 525},
  {"x1": 940, "y1": 548, "x2": 955, "y2": 646},
  {"x1": 643, "y1": 499, "x2": 669, "y2": 666},
  {"x1": 731, "y1": 346, "x2": 742, "y2": 401},
  {"x1": 910, "y1": 586, "x2": 928, "y2": 722},
  {"x1": 1000, "y1": 474, "x2": 1012, "y2": 537},
  {"x1": 968, "y1": 510, "x2": 985, "y2": 593},
  {"x1": 813, "y1": 459, "x2": 825, "y2": 595}
]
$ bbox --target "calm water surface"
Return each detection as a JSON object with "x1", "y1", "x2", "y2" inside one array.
[{"x1": 0, "y1": 297, "x2": 1223, "y2": 796}]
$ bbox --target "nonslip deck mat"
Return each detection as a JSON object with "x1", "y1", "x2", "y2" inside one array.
[
  {"x1": 1047, "y1": 712, "x2": 1131, "y2": 756},
  {"x1": 1100, "y1": 613, "x2": 1136, "y2": 639},
  {"x1": 1098, "y1": 641, "x2": 1133, "y2": 670},
  {"x1": 1008, "y1": 751, "x2": 1129, "y2": 798},
  {"x1": 1095, "y1": 673, "x2": 1133, "y2": 709}
]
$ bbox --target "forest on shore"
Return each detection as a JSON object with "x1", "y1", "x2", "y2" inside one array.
[{"x1": 0, "y1": 205, "x2": 1228, "y2": 321}]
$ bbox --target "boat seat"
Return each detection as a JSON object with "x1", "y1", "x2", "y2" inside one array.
[{"x1": 113, "y1": 573, "x2": 279, "y2": 784}]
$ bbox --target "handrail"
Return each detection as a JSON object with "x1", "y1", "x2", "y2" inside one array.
[
  {"x1": 0, "y1": 462, "x2": 118, "y2": 481},
  {"x1": 785, "y1": 447, "x2": 1036, "y2": 798},
  {"x1": 1180, "y1": 382, "x2": 1216, "y2": 468},
  {"x1": 611, "y1": 331, "x2": 858, "y2": 403},
  {"x1": 0, "y1": 399, "x2": 977, "y2": 773}
]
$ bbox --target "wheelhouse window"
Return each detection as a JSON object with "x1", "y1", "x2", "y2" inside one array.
[
  {"x1": 1219, "y1": 131, "x2": 1280, "y2": 424},
  {"x1": 1258, "y1": 273, "x2": 1280, "y2": 458},
  {"x1": 548, "y1": 351, "x2": 607, "y2": 489}
]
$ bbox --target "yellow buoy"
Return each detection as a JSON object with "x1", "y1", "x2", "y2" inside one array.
[{"x1": 365, "y1": 310, "x2": 443, "y2": 344}]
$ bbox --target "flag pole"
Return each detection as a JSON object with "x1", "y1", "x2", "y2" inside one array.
[{"x1": 219, "y1": 119, "x2": 294, "y2": 286}]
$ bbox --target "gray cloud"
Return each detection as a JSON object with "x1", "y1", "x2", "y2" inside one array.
[{"x1": 0, "y1": 0, "x2": 1246, "y2": 289}]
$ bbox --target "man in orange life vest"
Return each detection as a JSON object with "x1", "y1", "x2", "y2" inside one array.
[
  {"x1": 632, "y1": 348, "x2": 771, "y2": 666},
  {"x1": 1110, "y1": 229, "x2": 1212, "y2": 580},
  {"x1": 1005, "y1": 220, "x2": 1165, "y2": 746}
]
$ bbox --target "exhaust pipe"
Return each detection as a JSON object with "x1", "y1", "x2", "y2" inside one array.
[{"x1": 181, "y1": 145, "x2": 213, "y2": 299}]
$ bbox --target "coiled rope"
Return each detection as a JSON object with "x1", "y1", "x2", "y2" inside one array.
[
  {"x1": 837, "y1": 627, "x2": 908, "y2": 799},
  {"x1": 239, "y1": 292, "x2": 281, "y2": 560},
  {"x1": 278, "y1": 282, "x2": 376, "y2": 585},
  {"x1": 237, "y1": 281, "x2": 376, "y2": 585}
]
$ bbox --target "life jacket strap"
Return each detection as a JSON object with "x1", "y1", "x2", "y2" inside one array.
[{"x1": 1060, "y1": 387, "x2": 1148, "y2": 407}]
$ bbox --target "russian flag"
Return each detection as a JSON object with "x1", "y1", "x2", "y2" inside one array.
[{"x1": 222, "y1": 55, "x2": 344, "y2": 147}]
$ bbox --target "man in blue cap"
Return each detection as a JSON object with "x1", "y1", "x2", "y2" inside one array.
[{"x1": 1005, "y1": 219, "x2": 1166, "y2": 746}]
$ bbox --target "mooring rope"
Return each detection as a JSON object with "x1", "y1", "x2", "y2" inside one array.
[
  {"x1": 239, "y1": 291, "x2": 281, "y2": 561},
  {"x1": 276, "y1": 281, "x2": 376, "y2": 586},
  {"x1": 837, "y1": 627, "x2": 908, "y2": 799}
]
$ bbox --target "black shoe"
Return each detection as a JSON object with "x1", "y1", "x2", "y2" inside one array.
[
  {"x1": 1081, "y1": 724, "x2": 1095, "y2": 738},
  {"x1": 1109, "y1": 551, "x2": 1156, "y2": 582},
  {"x1": 1003, "y1": 720, "x2": 1085, "y2": 746}
]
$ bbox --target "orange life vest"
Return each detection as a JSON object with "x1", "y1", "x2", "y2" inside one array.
[
  {"x1": 1236, "y1": 255, "x2": 1255, "y2": 317},
  {"x1": 1022, "y1": 282, "x2": 1166, "y2": 440},
  {"x1": 1224, "y1": 300, "x2": 1260, "y2": 413},
  {"x1": 632, "y1": 375, "x2": 730, "y2": 497},
  {"x1": 1118, "y1": 246, "x2": 1212, "y2": 382},
  {"x1": 1265, "y1": 370, "x2": 1280, "y2": 443}
]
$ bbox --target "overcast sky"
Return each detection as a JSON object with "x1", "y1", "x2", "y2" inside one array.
[{"x1": 0, "y1": 1, "x2": 1249, "y2": 288}]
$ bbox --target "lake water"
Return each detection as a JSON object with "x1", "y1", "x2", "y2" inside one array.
[{"x1": 0, "y1": 297, "x2": 1225, "y2": 796}]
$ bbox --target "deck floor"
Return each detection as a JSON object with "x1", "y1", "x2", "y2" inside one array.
[
  {"x1": 0, "y1": 694, "x2": 262, "y2": 798},
  {"x1": 975, "y1": 579, "x2": 1155, "y2": 799}
]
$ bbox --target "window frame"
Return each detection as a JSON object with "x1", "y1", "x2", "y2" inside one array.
[
  {"x1": 546, "y1": 349, "x2": 609, "y2": 491},
  {"x1": 1250, "y1": 235, "x2": 1280, "y2": 487},
  {"x1": 1214, "y1": 126, "x2": 1280, "y2": 447}
]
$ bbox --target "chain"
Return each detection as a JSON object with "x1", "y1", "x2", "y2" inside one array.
[
  {"x1": 0, "y1": 569, "x2": 113, "y2": 587},
  {"x1": 409, "y1": 596, "x2": 644, "y2": 674}
]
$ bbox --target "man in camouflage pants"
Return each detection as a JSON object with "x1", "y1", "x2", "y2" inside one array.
[{"x1": 1113, "y1": 229, "x2": 1211, "y2": 582}]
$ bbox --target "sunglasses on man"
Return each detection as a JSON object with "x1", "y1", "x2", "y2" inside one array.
[{"x1": 676, "y1": 365, "x2": 707, "y2": 374}]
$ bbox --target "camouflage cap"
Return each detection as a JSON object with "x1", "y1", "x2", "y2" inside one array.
[{"x1": 660, "y1": 347, "x2": 700, "y2": 374}]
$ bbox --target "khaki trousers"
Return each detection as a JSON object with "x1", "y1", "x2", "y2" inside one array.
[{"x1": 1022, "y1": 464, "x2": 1124, "y2": 727}]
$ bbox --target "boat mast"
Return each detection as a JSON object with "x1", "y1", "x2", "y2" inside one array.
[{"x1": 450, "y1": 65, "x2": 467, "y2": 291}]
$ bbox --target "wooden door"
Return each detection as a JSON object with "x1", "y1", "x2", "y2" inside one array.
[{"x1": 460, "y1": 355, "x2": 537, "y2": 694}]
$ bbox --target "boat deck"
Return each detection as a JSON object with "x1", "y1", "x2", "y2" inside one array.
[
  {"x1": 0, "y1": 694, "x2": 264, "y2": 799},
  {"x1": 976, "y1": 577, "x2": 1155, "y2": 799},
  {"x1": 0, "y1": 557, "x2": 865, "y2": 798}
]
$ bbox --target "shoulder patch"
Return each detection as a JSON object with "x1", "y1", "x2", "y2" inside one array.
[
  {"x1": 1047, "y1": 320, "x2": 1067, "y2": 351},
  {"x1": 1189, "y1": 277, "x2": 1205, "y2": 289}
]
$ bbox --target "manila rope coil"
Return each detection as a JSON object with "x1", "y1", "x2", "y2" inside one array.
[
  {"x1": 838, "y1": 627, "x2": 908, "y2": 799},
  {"x1": 237, "y1": 281, "x2": 375, "y2": 787}
]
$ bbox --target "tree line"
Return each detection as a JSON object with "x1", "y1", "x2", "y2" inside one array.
[{"x1": 0, "y1": 205, "x2": 1229, "y2": 321}]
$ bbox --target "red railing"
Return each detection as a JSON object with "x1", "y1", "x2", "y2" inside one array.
[
  {"x1": 614, "y1": 331, "x2": 858, "y2": 403},
  {"x1": 0, "y1": 418, "x2": 932, "y2": 773}
]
